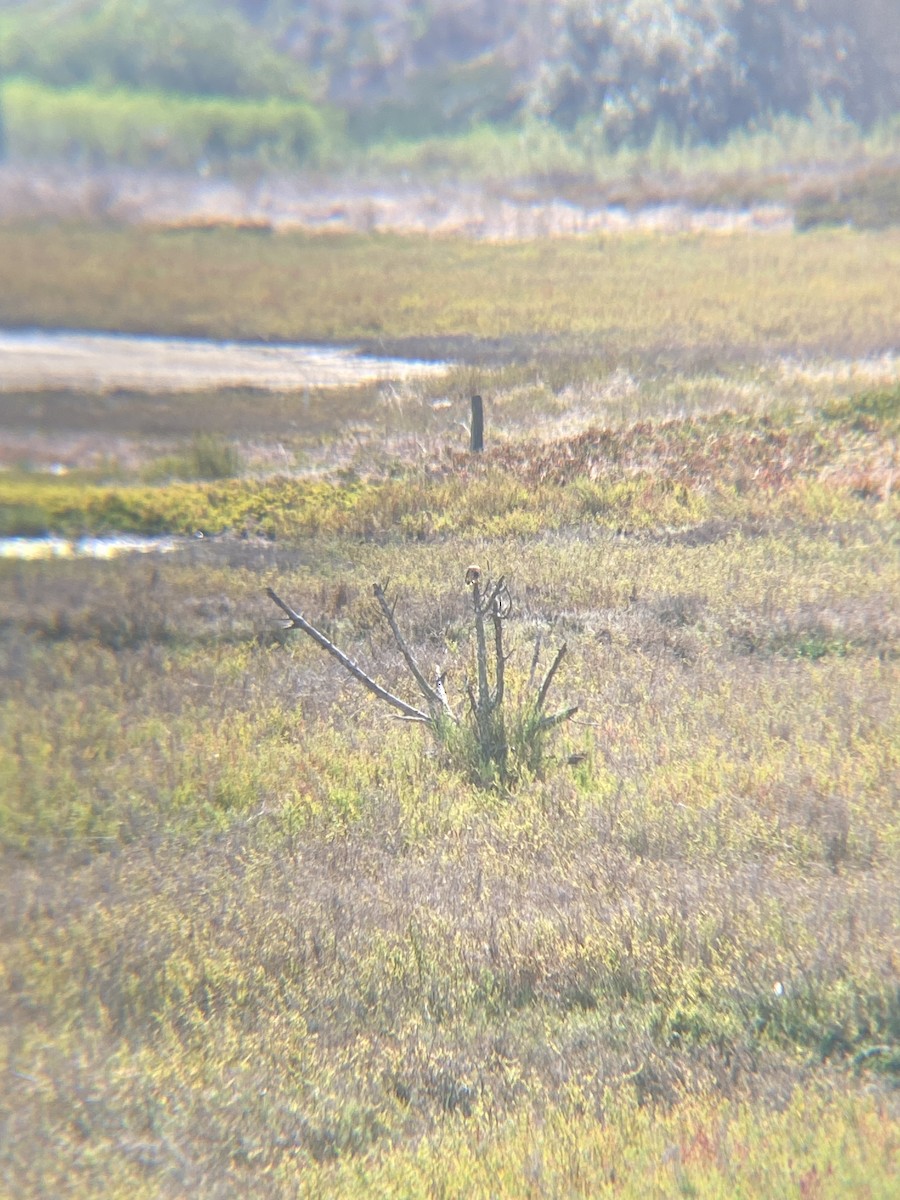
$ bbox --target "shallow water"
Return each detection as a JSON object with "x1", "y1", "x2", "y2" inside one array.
[
  {"x1": 0, "y1": 534, "x2": 180, "y2": 560},
  {"x1": 0, "y1": 328, "x2": 449, "y2": 393}
]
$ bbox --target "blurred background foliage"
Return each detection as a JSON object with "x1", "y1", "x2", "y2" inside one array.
[{"x1": 0, "y1": 0, "x2": 897, "y2": 171}]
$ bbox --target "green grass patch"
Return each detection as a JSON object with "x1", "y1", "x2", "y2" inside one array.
[
  {"x1": 1, "y1": 77, "x2": 338, "y2": 170},
  {"x1": 141, "y1": 433, "x2": 243, "y2": 483},
  {"x1": 818, "y1": 383, "x2": 900, "y2": 435}
]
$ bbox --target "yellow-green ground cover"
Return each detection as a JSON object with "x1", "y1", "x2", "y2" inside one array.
[
  {"x1": 1, "y1": 224, "x2": 898, "y2": 351},
  {"x1": 0, "y1": 226, "x2": 898, "y2": 1196}
]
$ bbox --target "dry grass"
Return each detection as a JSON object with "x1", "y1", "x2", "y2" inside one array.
[
  {"x1": 1, "y1": 226, "x2": 898, "y2": 1197},
  {"x1": 2, "y1": 495, "x2": 898, "y2": 1195}
]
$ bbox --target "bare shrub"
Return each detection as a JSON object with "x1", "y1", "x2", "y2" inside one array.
[{"x1": 268, "y1": 574, "x2": 577, "y2": 789}]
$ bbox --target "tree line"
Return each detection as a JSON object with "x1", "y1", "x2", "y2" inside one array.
[{"x1": 0, "y1": 0, "x2": 896, "y2": 164}]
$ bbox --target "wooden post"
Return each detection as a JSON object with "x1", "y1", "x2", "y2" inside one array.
[{"x1": 470, "y1": 394, "x2": 484, "y2": 452}]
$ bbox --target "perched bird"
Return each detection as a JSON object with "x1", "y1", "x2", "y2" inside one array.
[{"x1": 465, "y1": 565, "x2": 481, "y2": 586}]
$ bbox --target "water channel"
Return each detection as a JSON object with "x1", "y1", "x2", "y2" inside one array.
[
  {"x1": 0, "y1": 328, "x2": 449, "y2": 392},
  {"x1": 1, "y1": 328, "x2": 451, "y2": 558}
]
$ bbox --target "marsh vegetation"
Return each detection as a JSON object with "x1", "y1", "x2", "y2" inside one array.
[{"x1": 1, "y1": 222, "x2": 898, "y2": 1197}]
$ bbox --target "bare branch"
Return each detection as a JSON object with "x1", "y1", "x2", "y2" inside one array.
[
  {"x1": 536, "y1": 642, "x2": 568, "y2": 712},
  {"x1": 267, "y1": 588, "x2": 430, "y2": 723},
  {"x1": 537, "y1": 705, "x2": 579, "y2": 731},
  {"x1": 526, "y1": 632, "x2": 543, "y2": 693},
  {"x1": 471, "y1": 580, "x2": 491, "y2": 713},
  {"x1": 372, "y1": 582, "x2": 453, "y2": 718},
  {"x1": 482, "y1": 576, "x2": 508, "y2": 617},
  {"x1": 491, "y1": 605, "x2": 505, "y2": 710}
]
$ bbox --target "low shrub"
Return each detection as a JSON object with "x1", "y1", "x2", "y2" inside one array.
[{"x1": 796, "y1": 164, "x2": 900, "y2": 231}]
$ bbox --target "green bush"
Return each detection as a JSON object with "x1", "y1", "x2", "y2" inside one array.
[
  {"x1": 1, "y1": 78, "x2": 338, "y2": 170},
  {"x1": 142, "y1": 435, "x2": 243, "y2": 484},
  {"x1": 0, "y1": 0, "x2": 308, "y2": 100}
]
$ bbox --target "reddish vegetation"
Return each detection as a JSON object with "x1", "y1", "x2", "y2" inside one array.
[{"x1": 442, "y1": 412, "x2": 889, "y2": 495}]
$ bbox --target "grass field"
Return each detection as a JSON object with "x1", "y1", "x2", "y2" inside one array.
[
  {"x1": 2, "y1": 224, "x2": 899, "y2": 352},
  {"x1": 1, "y1": 222, "x2": 898, "y2": 1197}
]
